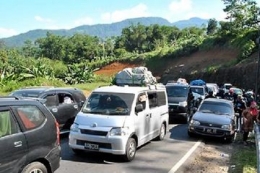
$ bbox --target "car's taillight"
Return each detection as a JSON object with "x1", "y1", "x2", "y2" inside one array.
[{"x1": 55, "y1": 120, "x2": 60, "y2": 145}]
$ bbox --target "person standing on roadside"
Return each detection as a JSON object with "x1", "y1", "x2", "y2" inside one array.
[
  {"x1": 242, "y1": 101, "x2": 259, "y2": 145},
  {"x1": 234, "y1": 95, "x2": 247, "y2": 132}
]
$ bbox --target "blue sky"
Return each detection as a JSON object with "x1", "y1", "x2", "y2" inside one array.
[{"x1": 1, "y1": 0, "x2": 260, "y2": 38}]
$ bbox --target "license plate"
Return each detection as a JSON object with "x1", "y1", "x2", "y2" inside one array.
[
  {"x1": 84, "y1": 143, "x2": 99, "y2": 150},
  {"x1": 206, "y1": 128, "x2": 216, "y2": 134}
]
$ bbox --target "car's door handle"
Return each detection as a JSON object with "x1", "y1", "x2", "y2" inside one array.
[
  {"x1": 14, "y1": 141, "x2": 22, "y2": 147},
  {"x1": 51, "y1": 108, "x2": 58, "y2": 112},
  {"x1": 146, "y1": 113, "x2": 152, "y2": 118}
]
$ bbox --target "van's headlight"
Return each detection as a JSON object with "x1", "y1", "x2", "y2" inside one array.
[
  {"x1": 110, "y1": 127, "x2": 129, "y2": 136},
  {"x1": 221, "y1": 124, "x2": 230, "y2": 130},
  {"x1": 70, "y1": 123, "x2": 79, "y2": 132},
  {"x1": 179, "y1": 101, "x2": 187, "y2": 107}
]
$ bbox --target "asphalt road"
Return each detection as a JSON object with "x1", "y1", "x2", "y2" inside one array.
[{"x1": 55, "y1": 123, "x2": 200, "y2": 173}]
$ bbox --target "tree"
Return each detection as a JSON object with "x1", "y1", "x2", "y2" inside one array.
[
  {"x1": 222, "y1": 0, "x2": 260, "y2": 31},
  {"x1": 207, "y1": 18, "x2": 218, "y2": 35},
  {"x1": 36, "y1": 32, "x2": 66, "y2": 61},
  {"x1": 22, "y1": 40, "x2": 39, "y2": 57}
]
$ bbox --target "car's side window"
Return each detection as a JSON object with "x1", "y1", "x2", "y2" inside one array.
[
  {"x1": 136, "y1": 92, "x2": 147, "y2": 110},
  {"x1": 14, "y1": 106, "x2": 46, "y2": 130},
  {"x1": 157, "y1": 91, "x2": 166, "y2": 106},
  {"x1": 44, "y1": 94, "x2": 57, "y2": 107},
  {"x1": 0, "y1": 109, "x2": 20, "y2": 138},
  {"x1": 58, "y1": 93, "x2": 74, "y2": 104},
  {"x1": 148, "y1": 92, "x2": 158, "y2": 108}
]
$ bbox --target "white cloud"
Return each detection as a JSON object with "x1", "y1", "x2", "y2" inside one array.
[
  {"x1": 74, "y1": 16, "x2": 94, "y2": 26},
  {"x1": 0, "y1": 28, "x2": 17, "y2": 38},
  {"x1": 101, "y1": 3, "x2": 150, "y2": 23},
  {"x1": 169, "y1": 0, "x2": 192, "y2": 13},
  {"x1": 34, "y1": 16, "x2": 54, "y2": 23}
]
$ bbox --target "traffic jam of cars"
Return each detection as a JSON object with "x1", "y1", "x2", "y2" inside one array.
[{"x1": 0, "y1": 77, "x2": 256, "y2": 173}]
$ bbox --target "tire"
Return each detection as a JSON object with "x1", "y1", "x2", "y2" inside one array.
[
  {"x1": 21, "y1": 162, "x2": 47, "y2": 173},
  {"x1": 123, "y1": 138, "x2": 136, "y2": 162},
  {"x1": 188, "y1": 131, "x2": 195, "y2": 138},
  {"x1": 156, "y1": 123, "x2": 166, "y2": 141},
  {"x1": 224, "y1": 135, "x2": 234, "y2": 143}
]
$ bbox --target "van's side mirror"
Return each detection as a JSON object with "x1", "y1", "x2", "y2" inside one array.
[{"x1": 135, "y1": 104, "x2": 144, "y2": 114}]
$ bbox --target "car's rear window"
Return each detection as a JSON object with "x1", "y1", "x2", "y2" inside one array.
[
  {"x1": 10, "y1": 90, "x2": 42, "y2": 98},
  {"x1": 13, "y1": 106, "x2": 46, "y2": 130}
]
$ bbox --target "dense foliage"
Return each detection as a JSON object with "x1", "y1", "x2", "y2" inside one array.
[{"x1": 0, "y1": 0, "x2": 260, "y2": 92}]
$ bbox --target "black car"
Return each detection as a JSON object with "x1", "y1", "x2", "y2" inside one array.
[
  {"x1": 0, "y1": 96, "x2": 60, "y2": 173},
  {"x1": 188, "y1": 98, "x2": 237, "y2": 142},
  {"x1": 166, "y1": 82, "x2": 194, "y2": 123},
  {"x1": 10, "y1": 87, "x2": 86, "y2": 133}
]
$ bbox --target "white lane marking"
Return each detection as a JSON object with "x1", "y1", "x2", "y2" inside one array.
[{"x1": 168, "y1": 140, "x2": 202, "y2": 173}]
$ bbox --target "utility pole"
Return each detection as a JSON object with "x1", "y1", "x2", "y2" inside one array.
[
  {"x1": 256, "y1": 34, "x2": 260, "y2": 100},
  {"x1": 255, "y1": 10, "x2": 260, "y2": 101}
]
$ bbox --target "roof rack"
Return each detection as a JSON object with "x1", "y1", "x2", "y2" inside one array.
[
  {"x1": 0, "y1": 96, "x2": 20, "y2": 100},
  {"x1": 20, "y1": 86, "x2": 55, "y2": 89},
  {"x1": 0, "y1": 96, "x2": 46, "y2": 104},
  {"x1": 147, "y1": 83, "x2": 165, "y2": 90}
]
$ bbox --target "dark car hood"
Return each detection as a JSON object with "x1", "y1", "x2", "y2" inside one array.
[
  {"x1": 168, "y1": 97, "x2": 186, "y2": 103},
  {"x1": 193, "y1": 112, "x2": 232, "y2": 124}
]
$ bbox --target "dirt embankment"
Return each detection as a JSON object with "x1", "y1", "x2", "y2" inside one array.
[{"x1": 94, "y1": 48, "x2": 259, "y2": 91}]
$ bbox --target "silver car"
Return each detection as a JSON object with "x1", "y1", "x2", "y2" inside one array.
[{"x1": 188, "y1": 98, "x2": 237, "y2": 142}]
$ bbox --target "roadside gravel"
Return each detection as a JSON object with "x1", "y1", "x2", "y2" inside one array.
[
  {"x1": 180, "y1": 131, "x2": 256, "y2": 173},
  {"x1": 182, "y1": 141, "x2": 233, "y2": 173}
]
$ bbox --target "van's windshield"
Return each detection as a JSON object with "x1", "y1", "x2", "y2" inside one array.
[{"x1": 81, "y1": 92, "x2": 135, "y2": 115}]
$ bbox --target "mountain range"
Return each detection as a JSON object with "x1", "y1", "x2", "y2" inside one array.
[{"x1": 1, "y1": 17, "x2": 209, "y2": 47}]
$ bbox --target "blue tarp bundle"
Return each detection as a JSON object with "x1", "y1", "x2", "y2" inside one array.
[{"x1": 190, "y1": 79, "x2": 206, "y2": 86}]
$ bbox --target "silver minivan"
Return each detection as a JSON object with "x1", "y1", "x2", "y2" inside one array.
[{"x1": 69, "y1": 85, "x2": 169, "y2": 161}]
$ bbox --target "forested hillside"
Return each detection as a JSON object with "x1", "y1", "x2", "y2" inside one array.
[
  {"x1": 0, "y1": 17, "x2": 208, "y2": 47},
  {"x1": 0, "y1": 0, "x2": 259, "y2": 94}
]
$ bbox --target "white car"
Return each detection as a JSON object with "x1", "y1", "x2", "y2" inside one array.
[
  {"x1": 190, "y1": 85, "x2": 207, "y2": 100},
  {"x1": 206, "y1": 83, "x2": 219, "y2": 96},
  {"x1": 223, "y1": 83, "x2": 232, "y2": 94},
  {"x1": 69, "y1": 84, "x2": 169, "y2": 161}
]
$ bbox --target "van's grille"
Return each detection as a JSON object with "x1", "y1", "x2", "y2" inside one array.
[
  {"x1": 80, "y1": 129, "x2": 108, "y2": 136},
  {"x1": 76, "y1": 140, "x2": 112, "y2": 149}
]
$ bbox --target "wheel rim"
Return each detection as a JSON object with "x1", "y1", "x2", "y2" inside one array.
[
  {"x1": 29, "y1": 169, "x2": 43, "y2": 173},
  {"x1": 160, "y1": 124, "x2": 165, "y2": 138},
  {"x1": 128, "y1": 141, "x2": 136, "y2": 157}
]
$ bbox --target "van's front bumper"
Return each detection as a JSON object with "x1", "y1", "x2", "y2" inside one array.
[
  {"x1": 168, "y1": 105, "x2": 188, "y2": 119},
  {"x1": 69, "y1": 132, "x2": 128, "y2": 155}
]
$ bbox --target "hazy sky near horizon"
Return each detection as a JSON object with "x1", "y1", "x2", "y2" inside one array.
[{"x1": 1, "y1": 0, "x2": 260, "y2": 39}]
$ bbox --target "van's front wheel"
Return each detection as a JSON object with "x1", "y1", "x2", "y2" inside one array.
[
  {"x1": 156, "y1": 123, "x2": 166, "y2": 141},
  {"x1": 123, "y1": 138, "x2": 136, "y2": 162}
]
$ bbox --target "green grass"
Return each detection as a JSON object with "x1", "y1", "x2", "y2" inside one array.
[
  {"x1": 71, "y1": 82, "x2": 111, "y2": 92},
  {"x1": 230, "y1": 133, "x2": 257, "y2": 173}
]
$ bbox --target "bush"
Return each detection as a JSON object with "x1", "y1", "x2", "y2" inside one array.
[{"x1": 1, "y1": 77, "x2": 66, "y2": 93}]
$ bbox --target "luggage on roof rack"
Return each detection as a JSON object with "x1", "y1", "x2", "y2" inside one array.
[
  {"x1": 190, "y1": 79, "x2": 206, "y2": 86},
  {"x1": 114, "y1": 66, "x2": 157, "y2": 86}
]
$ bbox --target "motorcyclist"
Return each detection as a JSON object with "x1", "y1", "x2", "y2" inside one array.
[
  {"x1": 224, "y1": 89, "x2": 234, "y2": 101},
  {"x1": 205, "y1": 90, "x2": 216, "y2": 99},
  {"x1": 234, "y1": 95, "x2": 247, "y2": 132}
]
